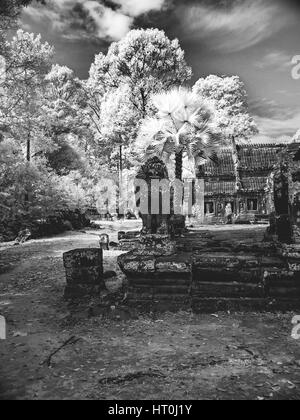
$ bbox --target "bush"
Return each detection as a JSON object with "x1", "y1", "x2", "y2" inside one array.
[
  {"x1": 0, "y1": 141, "x2": 93, "y2": 242},
  {"x1": 0, "y1": 209, "x2": 91, "y2": 242}
]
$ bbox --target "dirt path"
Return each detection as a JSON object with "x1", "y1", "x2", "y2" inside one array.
[{"x1": 0, "y1": 227, "x2": 300, "y2": 400}]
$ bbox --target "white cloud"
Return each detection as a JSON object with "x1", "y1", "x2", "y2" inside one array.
[
  {"x1": 22, "y1": 4, "x2": 68, "y2": 31},
  {"x1": 255, "y1": 50, "x2": 293, "y2": 71},
  {"x1": 22, "y1": 0, "x2": 167, "y2": 41},
  {"x1": 22, "y1": 5, "x2": 61, "y2": 22},
  {"x1": 83, "y1": 1, "x2": 132, "y2": 40},
  {"x1": 114, "y1": 0, "x2": 166, "y2": 17},
  {"x1": 177, "y1": 0, "x2": 293, "y2": 53},
  {"x1": 250, "y1": 97, "x2": 298, "y2": 122},
  {"x1": 256, "y1": 110, "x2": 300, "y2": 137}
]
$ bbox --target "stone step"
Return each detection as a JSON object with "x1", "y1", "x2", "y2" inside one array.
[
  {"x1": 129, "y1": 285, "x2": 190, "y2": 294},
  {"x1": 192, "y1": 282, "x2": 264, "y2": 298},
  {"x1": 151, "y1": 301, "x2": 191, "y2": 312},
  {"x1": 263, "y1": 269, "x2": 299, "y2": 285},
  {"x1": 152, "y1": 294, "x2": 191, "y2": 302},
  {"x1": 193, "y1": 268, "x2": 263, "y2": 284},
  {"x1": 129, "y1": 278, "x2": 191, "y2": 286},
  {"x1": 266, "y1": 287, "x2": 300, "y2": 298},
  {"x1": 193, "y1": 254, "x2": 285, "y2": 270},
  {"x1": 126, "y1": 293, "x2": 191, "y2": 311}
]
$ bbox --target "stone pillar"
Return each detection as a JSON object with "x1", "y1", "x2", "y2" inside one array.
[
  {"x1": 195, "y1": 178, "x2": 205, "y2": 224},
  {"x1": 136, "y1": 157, "x2": 171, "y2": 235},
  {"x1": 0, "y1": 315, "x2": 6, "y2": 340},
  {"x1": 99, "y1": 234, "x2": 109, "y2": 250},
  {"x1": 273, "y1": 164, "x2": 293, "y2": 243},
  {"x1": 292, "y1": 193, "x2": 300, "y2": 243},
  {"x1": 63, "y1": 248, "x2": 105, "y2": 299}
]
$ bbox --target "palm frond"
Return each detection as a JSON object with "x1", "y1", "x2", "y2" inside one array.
[{"x1": 137, "y1": 87, "x2": 226, "y2": 170}]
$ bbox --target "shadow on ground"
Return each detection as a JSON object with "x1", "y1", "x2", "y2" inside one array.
[{"x1": 0, "y1": 225, "x2": 300, "y2": 400}]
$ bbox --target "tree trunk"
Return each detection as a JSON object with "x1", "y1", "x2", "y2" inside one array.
[
  {"x1": 27, "y1": 136, "x2": 31, "y2": 162},
  {"x1": 175, "y1": 150, "x2": 183, "y2": 181},
  {"x1": 25, "y1": 129, "x2": 31, "y2": 204}
]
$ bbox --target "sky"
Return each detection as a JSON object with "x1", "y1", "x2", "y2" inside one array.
[{"x1": 20, "y1": 0, "x2": 300, "y2": 138}]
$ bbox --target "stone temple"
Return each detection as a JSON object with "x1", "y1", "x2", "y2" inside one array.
[
  {"x1": 187, "y1": 138, "x2": 294, "y2": 224},
  {"x1": 117, "y1": 139, "x2": 300, "y2": 313}
]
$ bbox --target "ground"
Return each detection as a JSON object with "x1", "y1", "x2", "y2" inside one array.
[{"x1": 0, "y1": 223, "x2": 300, "y2": 400}]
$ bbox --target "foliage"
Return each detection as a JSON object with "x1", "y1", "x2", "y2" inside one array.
[
  {"x1": 43, "y1": 65, "x2": 91, "y2": 140},
  {"x1": 293, "y1": 129, "x2": 300, "y2": 142},
  {"x1": 193, "y1": 75, "x2": 258, "y2": 191},
  {"x1": 90, "y1": 29, "x2": 192, "y2": 116},
  {"x1": 193, "y1": 75, "x2": 258, "y2": 139},
  {"x1": 86, "y1": 29, "x2": 192, "y2": 166},
  {"x1": 45, "y1": 140, "x2": 83, "y2": 176},
  {"x1": 0, "y1": 138, "x2": 83, "y2": 239},
  {"x1": 0, "y1": 1, "x2": 44, "y2": 54},
  {"x1": 0, "y1": 25, "x2": 262, "y2": 240},
  {"x1": 0, "y1": 31, "x2": 94, "y2": 241},
  {"x1": 136, "y1": 88, "x2": 224, "y2": 179},
  {"x1": 0, "y1": 30, "x2": 54, "y2": 162}
]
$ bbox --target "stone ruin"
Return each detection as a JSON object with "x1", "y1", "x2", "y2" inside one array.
[
  {"x1": 61, "y1": 146, "x2": 300, "y2": 312},
  {"x1": 265, "y1": 142, "x2": 300, "y2": 244},
  {"x1": 117, "y1": 147, "x2": 300, "y2": 312},
  {"x1": 135, "y1": 156, "x2": 186, "y2": 236},
  {"x1": 136, "y1": 156, "x2": 170, "y2": 235},
  {"x1": 63, "y1": 249, "x2": 105, "y2": 299}
]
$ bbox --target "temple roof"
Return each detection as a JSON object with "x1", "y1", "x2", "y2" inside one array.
[
  {"x1": 242, "y1": 177, "x2": 268, "y2": 192},
  {"x1": 237, "y1": 136, "x2": 293, "y2": 146},
  {"x1": 239, "y1": 148, "x2": 279, "y2": 171},
  {"x1": 204, "y1": 177, "x2": 268, "y2": 196},
  {"x1": 203, "y1": 144, "x2": 286, "y2": 177},
  {"x1": 199, "y1": 142, "x2": 300, "y2": 196},
  {"x1": 204, "y1": 149, "x2": 235, "y2": 177},
  {"x1": 205, "y1": 181, "x2": 235, "y2": 196}
]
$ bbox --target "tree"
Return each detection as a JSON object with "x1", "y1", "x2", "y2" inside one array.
[
  {"x1": 0, "y1": 30, "x2": 54, "y2": 162},
  {"x1": 45, "y1": 141, "x2": 83, "y2": 176},
  {"x1": 0, "y1": 0, "x2": 43, "y2": 23},
  {"x1": 98, "y1": 84, "x2": 141, "y2": 168},
  {"x1": 193, "y1": 75, "x2": 258, "y2": 190},
  {"x1": 0, "y1": 136, "x2": 84, "y2": 241},
  {"x1": 0, "y1": 0, "x2": 44, "y2": 53},
  {"x1": 41, "y1": 64, "x2": 92, "y2": 171},
  {"x1": 87, "y1": 28, "x2": 192, "y2": 166},
  {"x1": 293, "y1": 129, "x2": 300, "y2": 142},
  {"x1": 137, "y1": 88, "x2": 224, "y2": 181}
]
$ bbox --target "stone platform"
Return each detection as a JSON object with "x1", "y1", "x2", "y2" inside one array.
[{"x1": 118, "y1": 227, "x2": 300, "y2": 312}]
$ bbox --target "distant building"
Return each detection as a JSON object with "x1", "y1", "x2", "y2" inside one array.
[{"x1": 193, "y1": 139, "x2": 297, "y2": 224}]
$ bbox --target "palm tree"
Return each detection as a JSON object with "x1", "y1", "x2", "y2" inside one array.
[{"x1": 137, "y1": 88, "x2": 224, "y2": 181}]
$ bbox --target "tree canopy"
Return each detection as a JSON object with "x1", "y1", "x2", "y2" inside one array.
[
  {"x1": 85, "y1": 28, "x2": 193, "y2": 167},
  {"x1": 0, "y1": 25, "x2": 266, "y2": 240},
  {"x1": 193, "y1": 75, "x2": 258, "y2": 140},
  {"x1": 0, "y1": 0, "x2": 44, "y2": 52},
  {"x1": 137, "y1": 88, "x2": 225, "y2": 179}
]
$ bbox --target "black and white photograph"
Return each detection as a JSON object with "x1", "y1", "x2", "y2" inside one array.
[{"x1": 1, "y1": 0, "x2": 300, "y2": 403}]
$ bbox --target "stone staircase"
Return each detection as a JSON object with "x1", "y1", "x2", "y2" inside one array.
[
  {"x1": 118, "y1": 230, "x2": 300, "y2": 312},
  {"x1": 118, "y1": 251, "x2": 193, "y2": 311}
]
